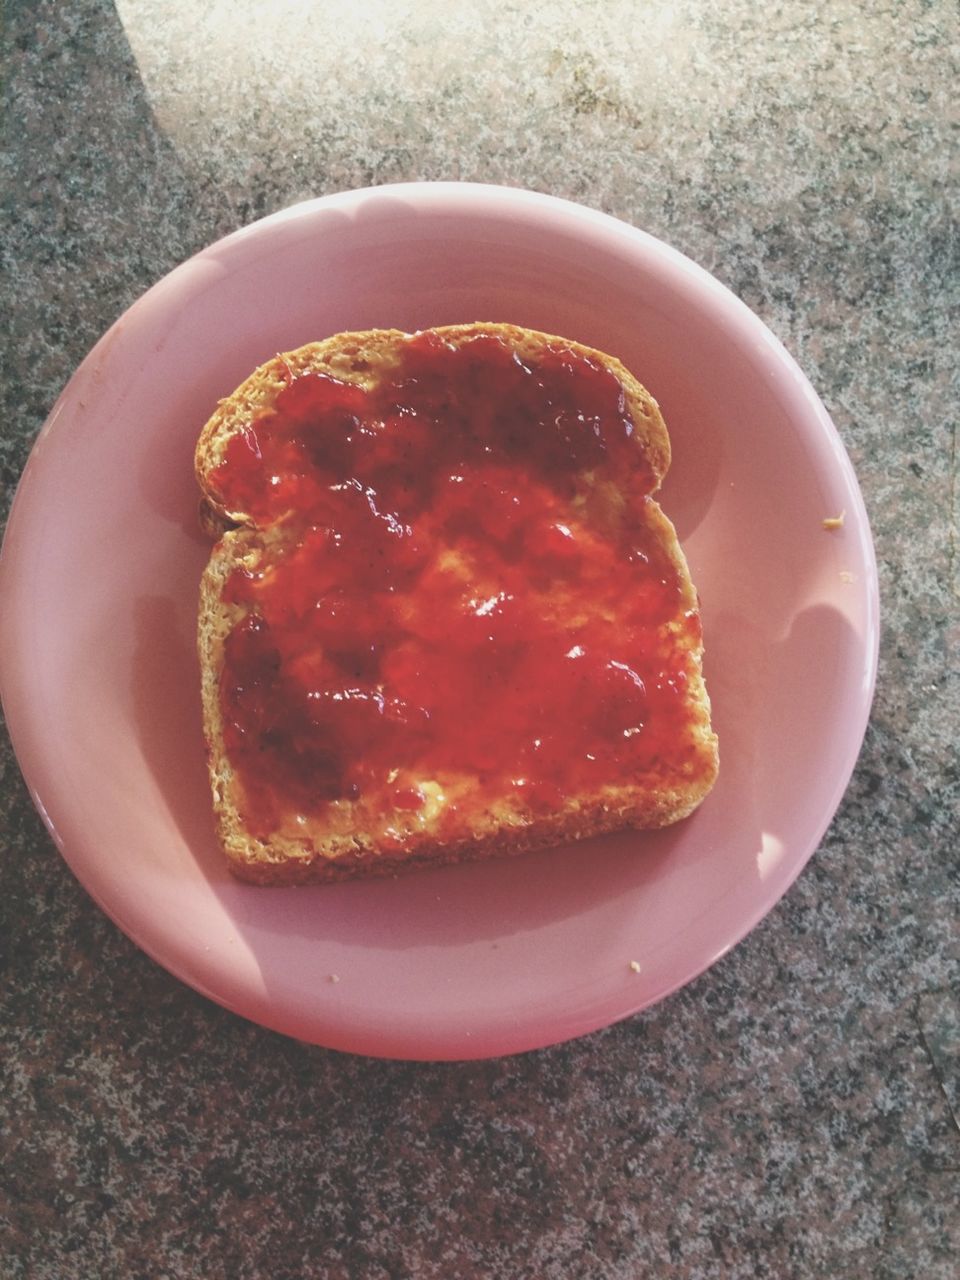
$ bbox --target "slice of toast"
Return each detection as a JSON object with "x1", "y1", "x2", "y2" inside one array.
[{"x1": 196, "y1": 323, "x2": 718, "y2": 884}]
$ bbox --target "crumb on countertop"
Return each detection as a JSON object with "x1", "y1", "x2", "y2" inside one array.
[
  {"x1": 329, "y1": 973, "x2": 341, "y2": 984},
  {"x1": 822, "y1": 511, "x2": 846, "y2": 531},
  {"x1": 839, "y1": 570, "x2": 856, "y2": 583},
  {"x1": 629, "y1": 960, "x2": 641, "y2": 973}
]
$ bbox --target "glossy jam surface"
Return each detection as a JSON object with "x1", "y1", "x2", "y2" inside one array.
[{"x1": 212, "y1": 333, "x2": 699, "y2": 835}]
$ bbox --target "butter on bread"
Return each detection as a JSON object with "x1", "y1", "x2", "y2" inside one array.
[{"x1": 196, "y1": 323, "x2": 718, "y2": 884}]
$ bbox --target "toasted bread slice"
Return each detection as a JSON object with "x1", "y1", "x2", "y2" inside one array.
[{"x1": 196, "y1": 323, "x2": 718, "y2": 884}]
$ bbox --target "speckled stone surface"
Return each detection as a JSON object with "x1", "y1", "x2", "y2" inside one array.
[{"x1": 1, "y1": 1, "x2": 958, "y2": 1276}]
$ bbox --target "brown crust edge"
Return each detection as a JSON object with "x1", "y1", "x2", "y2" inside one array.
[{"x1": 223, "y1": 788, "x2": 711, "y2": 885}]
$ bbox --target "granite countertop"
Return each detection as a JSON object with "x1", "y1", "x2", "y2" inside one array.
[{"x1": 2, "y1": 2, "x2": 957, "y2": 1276}]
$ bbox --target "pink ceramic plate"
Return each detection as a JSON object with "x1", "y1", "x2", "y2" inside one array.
[{"x1": 0, "y1": 184, "x2": 878, "y2": 1060}]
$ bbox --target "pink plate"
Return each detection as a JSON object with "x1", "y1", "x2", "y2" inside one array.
[{"x1": 0, "y1": 184, "x2": 878, "y2": 1060}]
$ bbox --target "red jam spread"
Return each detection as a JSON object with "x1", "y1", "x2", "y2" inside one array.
[{"x1": 211, "y1": 333, "x2": 700, "y2": 835}]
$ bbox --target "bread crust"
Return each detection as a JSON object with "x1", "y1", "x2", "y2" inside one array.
[{"x1": 196, "y1": 324, "x2": 717, "y2": 885}]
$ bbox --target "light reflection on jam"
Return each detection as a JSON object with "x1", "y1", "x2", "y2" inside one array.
[{"x1": 211, "y1": 333, "x2": 696, "y2": 835}]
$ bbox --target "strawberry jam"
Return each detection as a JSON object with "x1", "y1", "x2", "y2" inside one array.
[{"x1": 211, "y1": 333, "x2": 699, "y2": 835}]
